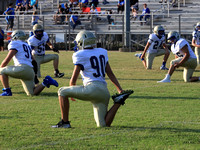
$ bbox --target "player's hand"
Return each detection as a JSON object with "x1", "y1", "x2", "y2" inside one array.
[{"x1": 53, "y1": 48, "x2": 59, "y2": 53}]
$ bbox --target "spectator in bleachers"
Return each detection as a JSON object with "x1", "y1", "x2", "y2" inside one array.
[
  {"x1": 139, "y1": 3, "x2": 150, "y2": 26},
  {"x1": 53, "y1": 5, "x2": 66, "y2": 24},
  {"x1": 32, "y1": 11, "x2": 39, "y2": 25},
  {"x1": 106, "y1": 10, "x2": 114, "y2": 25},
  {"x1": 79, "y1": 0, "x2": 88, "y2": 10},
  {"x1": 70, "y1": 12, "x2": 82, "y2": 30},
  {"x1": 15, "y1": 0, "x2": 24, "y2": 11},
  {"x1": 62, "y1": 3, "x2": 72, "y2": 22},
  {"x1": 4, "y1": 3, "x2": 15, "y2": 31},
  {"x1": 25, "y1": 0, "x2": 30, "y2": 13},
  {"x1": 130, "y1": 0, "x2": 138, "y2": 20},
  {"x1": 89, "y1": 0, "x2": 99, "y2": 7},
  {"x1": 30, "y1": 0, "x2": 39, "y2": 10},
  {"x1": 0, "y1": 27, "x2": 4, "y2": 51},
  {"x1": 117, "y1": 0, "x2": 124, "y2": 14},
  {"x1": 69, "y1": 0, "x2": 79, "y2": 8},
  {"x1": 3, "y1": 7, "x2": 9, "y2": 31},
  {"x1": 88, "y1": 4, "x2": 101, "y2": 21}
]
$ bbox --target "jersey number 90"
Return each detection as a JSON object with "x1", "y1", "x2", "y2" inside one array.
[{"x1": 90, "y1": 55, "x2": 106, "y2": 78}]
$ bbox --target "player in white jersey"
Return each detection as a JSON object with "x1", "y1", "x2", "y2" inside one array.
[
  {"x1": 135, "y1": 25, "x2": 170, "y2": 70},
  {"x1": 27, "y1": 24, "x2": 64, "y2": 78},
  {"x1": 158, "y1": 31, "x2": 200, "y2": 83},
  {"x1": 52, "y1": 30, "x2": 133, "y2": 128},
  {"x1": 192, "y1": 22, "x2": 200, "y2": 65},
  {"x1": 0, "y1": 30, "x2": 59, "y2": 96}
]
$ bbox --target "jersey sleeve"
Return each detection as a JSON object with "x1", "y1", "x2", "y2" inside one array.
[
  {"x1": 72, "y1": 52, "x2": 85, "y2": 70},
  {"x1": 148, "y1": 34, "x2": 154, "y2": 43},
  {"x1": 192, "y1": 31, "x2": 197, "y2": 40},
  {"x1": 177, "y1": 39, "x2": 187, "y2": 50},
  {"x1": 8, "y1": 41, "x2": 20, "y2": 51}
]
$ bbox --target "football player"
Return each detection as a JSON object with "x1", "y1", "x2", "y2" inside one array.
[
  {"x1": 192, "y1": 22, "x2": 200, "y2": 65},
  {"x1": 135, "y1": 25, "x2": 170, "y2": 70},
  {"x1": 52, "y1": 30, "x2": 133, "y2": 128},
  {"x1": 0, "y1": 30, "x2": 59, "y2": 96},
  {"x1": 158, "y1": 31, "x2": 200, "y2": 83},
  {"x1": 27, "y1": 24, "x2": 64, "y2": 78}
]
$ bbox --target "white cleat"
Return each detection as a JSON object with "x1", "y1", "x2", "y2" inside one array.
[{"x1": 157, "y1": 78, "x2": 171, "y2": 83}]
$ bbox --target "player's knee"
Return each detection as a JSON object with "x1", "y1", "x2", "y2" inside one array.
[{"x1": 54, "y1": 54, "x2": 59, "y2": 60}]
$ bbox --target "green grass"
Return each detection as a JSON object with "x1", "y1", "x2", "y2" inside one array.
[{"x1": 0, "y1": 50, "x2": 200, "y2": 150}]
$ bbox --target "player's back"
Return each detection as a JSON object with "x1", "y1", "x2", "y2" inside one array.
[
  {"x1": 8, "y1": 40, "x2": 33, "y2": 67},
  {"x1": 72, "y1": 48, "x2": 108, "y2": 85}
]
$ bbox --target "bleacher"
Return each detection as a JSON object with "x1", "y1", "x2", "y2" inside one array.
[{"x1": 1, "y1": 0, "x2": 200, "y2": 49}]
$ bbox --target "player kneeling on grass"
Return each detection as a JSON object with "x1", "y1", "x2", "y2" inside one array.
[
  {"x1": 52, "y1": 30, "x2": 133, "y2": 128},
  {"x1": 0, "y1": 30, "x2": 59, "y2": 96},
  {"x1": 27, "y1": 24, "x2": 64, "y2": 78},
  {"x1": 158, "y1": 31, "x2": 200, "y2": 83},
  {"x1": 135, "y1": 25, "x2": 170, "y2": 70}
]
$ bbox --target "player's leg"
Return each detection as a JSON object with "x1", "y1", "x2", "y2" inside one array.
[
  {"x1": 156, "y1": 49, "x2": 169, "y2": 70},
  {"x1": 42, "y1": 54, "x2": 64, "y2": 78},
  {"x1": 146, "y1": 53, "x2": 156, "y2": 69},
  {"x1": 182, "y1": 58, "x2": 197, "y2": 82},
  {"x1": 194, "y1": 47, "x2": 200, "y2": 65}
]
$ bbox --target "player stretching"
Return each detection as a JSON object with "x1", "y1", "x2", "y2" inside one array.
[
  {"x1": 192, "y1": 22, "x2": 200, "y2": 65},
  {"x1": 28, "y1": 24, "x2": 64, "y2": 78},
  {"x1": 158, "y1": 31, "x2": 200, "y2": 83},
  {"x1": 52, "y1": 30, "x2": 133, "y2": 128},
  {"x1": 135, "y1": 25, "x2": 170, "y2": 70},
  {"x1": 0, "y1": 30, "x2": 59, "y2": 96}
]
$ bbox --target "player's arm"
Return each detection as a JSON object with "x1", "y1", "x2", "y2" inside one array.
[
  {"x1": 1, "y1": 50, "x2": 17, "y2": 67},
  {"x1": 174, "y1": 45, "x2": 190, "y2": 68},
  {"x1": 46, "y1": 41, "x2": 59, "y2": 53},
  {"x1": 191, "y1": 39, "x2": 200, "y2": 48},
  {"x1": 69, "y1": 65, "x2": 81, "y2": 86},
  {"x1": 141, "y1": 41, "x2": 150, "y2": 59},
  {"x1": 105, "y1": 62, "x2": 123, "y2": 94}
]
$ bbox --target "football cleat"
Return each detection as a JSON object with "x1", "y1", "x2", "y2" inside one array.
[
  {"x1": 52, "y1": 120, "x2": 71, "y2": 128},
  {"x1": 54, "y1": 72, "x2": 65, "y2": 78},
  {"x1": 135, "y1": 53, "x2": 142, "y2": 58},
  {"x1": 160, "y1": 66, "x2": 169, "y2": 70},
  {"x1": 112, "y1": 90, "x2": 134, "y2": 105},
  {"x1": 43, "y1": 76, "x2": 58, "y2": 88},
  {"x1": 0, "y1": 88, "x2": 12, "y2": 96}
]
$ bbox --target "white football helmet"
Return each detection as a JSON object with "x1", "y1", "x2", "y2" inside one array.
[
  {"x1": 154, "y1": 25, "x2": 165, "y2": 36},
  {"x1": 74, "y1": 30, "x2": 96, "y2": 50},
  {"x1": 195, "y1": 22, "x2": 200, "y2": 31},
  {"x1": 167, "y1": 31, "x2": 180, "y2": 43},
  {"x1": 11, "y1": 30, "x2": 26, "y2": 41},
  {"x1": 33, "y1": 24, "x2": 44, "y2": 38}
]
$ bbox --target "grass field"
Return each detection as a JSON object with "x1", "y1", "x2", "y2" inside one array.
[{"x1": 0, "y1": 50, "x2": 200, "y2": 150}]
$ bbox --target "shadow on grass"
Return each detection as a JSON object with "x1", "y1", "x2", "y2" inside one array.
[
  {"x1": 115, "y1": 126, "x2": 200, "y2": 133},
  {"x1": 131, "y1": 95, "x2": 200, "y2": 100}
]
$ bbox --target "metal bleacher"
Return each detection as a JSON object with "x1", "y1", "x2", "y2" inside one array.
[{"x1": 1, "y1": 0, "x2": 200, "y2": 50}]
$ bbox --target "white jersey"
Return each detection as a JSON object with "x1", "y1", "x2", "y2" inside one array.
[
  {"x1": 72, "y1": 48, "x2": 108, "y2": 86},
  {"x1": 192, "y1": 30, "x2": 200, "y2": 45},
  {"x1": 147, "y1": 33, "x2": 165, "y2": 53},
  {"x1": 171, "y1": 38, "x2": 196, "y2": 59},
  {"x1": 8, "y1": 40, "x2": 33, "y2": 67},
  {"x1": 27, "y1": 32, "x2": 49, "y2": 55}
]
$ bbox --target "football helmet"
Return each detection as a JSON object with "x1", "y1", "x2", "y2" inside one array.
[
  {"x1": 154, "y1": 25, "x2": 165, "y2": 37},
  {"x1": 195, "y1": 22, "x2": 200, "y2": 31},
  {"x1": 74, "y1": 30, "x2": 96, "y2": 50},
  {"x1": 11, "y1": 30, "x2": 26, "y2": 41},
  {"x1": 167, "y1": 31, "x2": 180, "y2": 43},
  {"x1": 33, "y1": 24, "x2": 44, "y2": 39}
]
